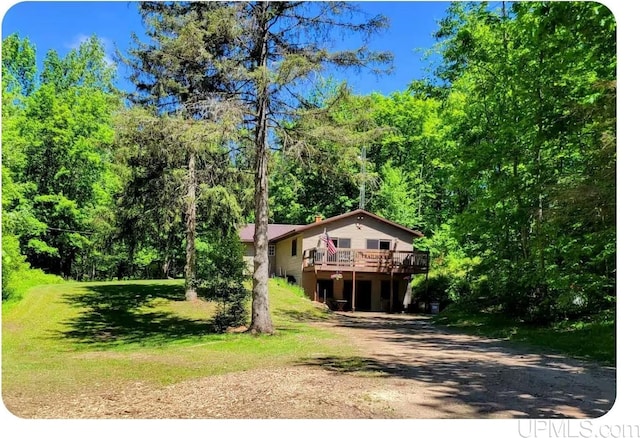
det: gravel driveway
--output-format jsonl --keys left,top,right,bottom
{"left": 5, "top": 312, "right": 615, "bottom": 419}
{"left": 313, "top": 312, "right": 615, "bottom": 419}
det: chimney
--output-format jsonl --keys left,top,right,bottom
{"left": 315, "top": 215, "right": 322, "bottom": 223}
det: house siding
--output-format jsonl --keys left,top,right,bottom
{"left": 274, "top": 235, "right": 303, "bottom": 283}
{"left": 302, "top": 272, "right": 317, "bottom": 301}
{"left": 242, "top": 242, "right": 276, "bottom": 276}
{"left": 301, "top": 215, "right": 416, "bottom": 252}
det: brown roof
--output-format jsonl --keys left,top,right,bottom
{"left": 238, "top": 223, "right": 302, "bottom": 243}
{"left": 240, "top": 209, "right": 423, "bottom": 244}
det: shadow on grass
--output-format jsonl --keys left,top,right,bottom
{"left": 274, "top": 307, "right": 331, "bottom": 323}
{"left": 56, "top": 283, "right": 213, "bottom": 347}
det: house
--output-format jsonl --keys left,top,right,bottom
{"left": 239, "top": 209, "right": 429, "bottom": 312}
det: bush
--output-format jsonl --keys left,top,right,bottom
{"left": 2, "top": 233, "right": 28, "bottom": 300}
{"left": 209, "top": 284, "right": 250, "bottom": 333}
{"left": 3, "top": 233, "right": 64, "bottom": 303}
{"left": 2, "top": 236, "right": 64, "bottom": 306}
{"left": 411, "top": 274, "right": 452, "bottom": 308}
{"left": 195, "top": 230, "right": 249, "bottom": 332}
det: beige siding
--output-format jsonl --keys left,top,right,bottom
{"left": 243, "top": 243, "right": 276, "bottom": 276}
{"left": 301, "top": 215, "right": 416, "bottom": 253}
{"left": 274, "top": 235, "right": 303, "bottom": 284}
{"left": 243, "top": 243, "right": 255, "bottom": 275}
{"left": 266, "top": 213, "right": 419, "bottom": 304}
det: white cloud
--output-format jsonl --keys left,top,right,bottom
{"left": 65, "top": 33, "right": 89, "bottom": 50}
{"left": 65, "top": 34, "right": 115, "bottom": 67}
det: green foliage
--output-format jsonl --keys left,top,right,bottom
{"left": 2, "top": 232, "right": 64, "bottom": 303}
{"left": 122, "top": 4, "right": 246, "bottom": 298}
{"left": 270, "top": 90, "right": 377, "bottom": 223}
{"left": 2, "top": 34, "right": 122, "bottom": 281}
{"left": 368, "top": 90, "right": 451, "bottom": 232}
{"left": 372, "top": 160, "right": 417, "bottom": 228}
{"left": 412, "top": 224, "right": 480, "bottom": 308}
{"left": 195, "top": 231, "right": 249, "bottom": 332}
{"left": 2, "top": 33, "right": 37, "bottom": 97}
{"left": 2, "top": 233, "right": 29, "bottom": 300}
{"left": 423, "top": 1, "right": 616, "bottom": 323}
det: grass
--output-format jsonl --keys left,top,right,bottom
{"left": 2, "top": 277, "right": 351, "bottom": 397}
{"left": 1, "top": 268, "right": 65, "bottom": 311}
{"left": 432, "top": 305, "right": 615, "bottom": 366}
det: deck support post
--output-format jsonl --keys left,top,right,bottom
{"left": 390, "top": 272, "right": 394, "bottom": 313}
{"left": 352, "top": 270, "right": 356, "bottom": 312}
{"left": 314, "top": 273, "right": 318, "bottom": 302}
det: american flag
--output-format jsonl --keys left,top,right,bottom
{"left": 320, "top": 230, "right": 337, "bottom": 255}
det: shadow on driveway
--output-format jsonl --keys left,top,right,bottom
{"left": 299, "top": 312, "right": 615, "bottom": 418}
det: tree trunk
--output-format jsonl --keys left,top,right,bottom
{"left": 185, "top": 151, "right": 198, "bottom": 301}
{"left": 248, "top": 1, "right": 275, "bottom": 334}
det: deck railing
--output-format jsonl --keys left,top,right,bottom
{"left": 302, "top": 248, "right": 429, "bottom": 272}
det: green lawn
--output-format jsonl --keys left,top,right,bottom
{"left": 2, "top": 278, "right": 351, "bottom": 396}
{"left": 432, "top": 306, "right": 615, "bottom": 366}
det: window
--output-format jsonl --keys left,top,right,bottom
{"left": 291, "top": 239, "right": 297, "bottom": 256}
{"left": 336, "top": 238, "right": 351, "bottom": 248}
{"left": 366, "top": 239, "right": 392, "bottom": 250}
{"left": 268, "top": 245, "right": 275, "bottom": 256}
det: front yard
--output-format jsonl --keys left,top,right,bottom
{"left": 2, "top": 278, "right": 353, "bottom": 409}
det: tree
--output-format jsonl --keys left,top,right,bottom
{"left": 372, "top": 160, "right": 417, "bottom": 229}
{"left": 2, "top": 35, "right": 121, "bottom": 279}
{"left": 428, "top": 1, "right": 615, "bottom": 321}
{"left": 368, "top": 90, "right": 452, "bottom": 233}
{"left": 126, "top": 1, "right": 390, "bottom": 331}
{"left": 2, "top": 33, "right": 36, "bottom": 98}
{"left": 122, "top": 2, "right": 243, "bottom": 299}
{"left": 270, "top": 86, "right": 384, "bottom": 224}
{"left": 227, "top": 2, "right": 392, "bottom": 333}
{"left": 2, "top": 34, "right": 38, "bottom": 298}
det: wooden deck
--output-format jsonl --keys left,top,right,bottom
{"left": 302, "top": 248, "right": 429, "bottom": 274}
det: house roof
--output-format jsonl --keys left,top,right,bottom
{"left": 240, "top": 209, "right": 423, "bottom": 244}
{"left": 238, "top": 223, "right": 302, "bottom": 243}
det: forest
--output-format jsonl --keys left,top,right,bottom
{"left": 2, "top": 2, "right": 615, "bottom": 330}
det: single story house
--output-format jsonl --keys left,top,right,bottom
{"left": 239, "top": 209, "right": 429, "bottom": 312}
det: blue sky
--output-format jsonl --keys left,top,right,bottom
{"left": 1, "top": 1, "right": 452, "bottom": 96}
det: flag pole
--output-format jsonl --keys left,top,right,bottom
{"left": 323, "top": 228, "right": 327, "bottom": 264}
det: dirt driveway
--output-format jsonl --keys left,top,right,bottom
{"left": 5, "top": 312, "right": 615, "bottom": 419}
{"left": 312, "top": 312, "right": 615, "bottom": 419}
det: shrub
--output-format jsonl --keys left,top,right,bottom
{"left": 2, "top": 233, "right": 28, "bottom": 300}
{"left": 3, "top": 233, "right": 63, "bottom": 303}
{"left": 411, "top": 274, "right": 452, "bottom": 309}
{"left": 195, "top": 230, "right": 249, "bottom": 332}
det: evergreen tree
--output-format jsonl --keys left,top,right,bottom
{"left": 121, "top": 1, "right": 243, "bottom": 299}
